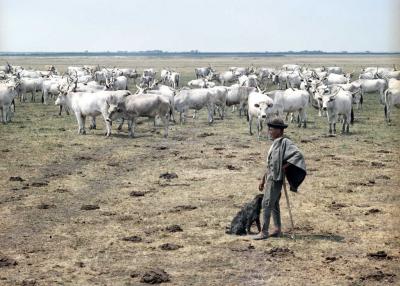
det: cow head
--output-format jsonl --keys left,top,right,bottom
{"left": 271, "top": 73, "right": 279, "bottom": 84}
{"left": 54, "top": 94, "right": 66, "bottom": 106}
{"left": 254, "top": 102, "right": 273, "bottom": 119}
{"left": 106, "top": 96, "right": 126, "bottom": 122}
{"left": 319, "top": 88, "right": 339, "bottom": 111}
{"left": 351, "top": 89, "right": 362, "bottom": 104}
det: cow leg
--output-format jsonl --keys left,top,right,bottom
{"left": 301, "top": 110, "right": 307, "bottom": 128}
{"left": 207, "top": 105, "right": 214, "bottom": 124}
{"left": 193, "top": 110, "right": 197, "bottom": 119}
{"left": 161, "top": 113, "right": 169, "bottom": 138}
{"left": 218, "top": 105, "right": 224, "bottom": 120}
{"left": 128, "top": 119, "right": 136, "bottom": 138}
{"left": 59, "top": 105, "right": 63, "bottom": 116}
{"left": 256, "top": 118, "right": 261, "bottom": 139}
{"left": 341, "top": 118, "right": 346, "bottom": 134}
{"left": 297, "top": 112, "right": 301, "bottom": 127}
{"left": 179, "top": 112, "right": 184, "bottom": 125}
{"left": 1, "top": 106, "right": 5, "bottom": 123}
{"left": 333, "top": 123, "right": 336, "bottom": 134}
{"left": 89, "top": 117, "right": 97, "bottom": 129}
{"left": 101, "top": 111, "right": 111, "bottom": 137}
{"left": 31, "top": 91, "right": 35, "bottom": 102}
{"left": 117, "top": 118, "right": 124, "bottom": 131}
{"left": 75, "top": 112, "right": 85, "bottom": 134}
{"left": 249, "top": 115, "right": 253, "bottom": 135}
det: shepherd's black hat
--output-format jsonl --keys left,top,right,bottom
{"left": 267, "top": 117, "right": 288, "bottom": 129}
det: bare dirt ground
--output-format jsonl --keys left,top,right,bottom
{"left": 0, "top": 56, "right": 399, "bottom": 285}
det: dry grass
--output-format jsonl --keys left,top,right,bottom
{"left": 0, "top": 55, "right": 399, "bottom": 286}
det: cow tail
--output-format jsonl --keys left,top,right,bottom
{"left": 12, "top": 99, "right": 15, "bottom": 112}
{"left": 384, "top": 89, "right": 389, "bottom": 105}
{"left": 384, "top": 89, "right": 390, "bottom": 121}
{"left": 246, "top": 112, "right": 249, "bottom": 122}
{"left": 350, "top": 107, "right": 354, "bottom": 125}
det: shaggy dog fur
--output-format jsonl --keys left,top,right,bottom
{"left": 226, "top": 194, "right": 264, "bottom": 235}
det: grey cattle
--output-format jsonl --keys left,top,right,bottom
{"left": 107, "top": 93, "right": 170, "bottom": 138}
{"left": 194, "top": 67, "right": 213, "bottom": 79}
{"left": 0, "top": 82, "right": 18, "bottom": 123}
{"left": 319, "top": 88, "right": 354, "bottom": 134}
{"left": 384, "top": 88, "right": 400, "bottom": 124}
{"left": 55, "top": 90, "right": 131, "bottom": 136}
{"left": 174, "top": 88, "right": 214, "bottom": 124}
{"left": 226, "top": 86, "right": 256, "bottom": 117}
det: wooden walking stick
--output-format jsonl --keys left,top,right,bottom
{"left": 283, "top": 174, "right": 295, "bottom": 239}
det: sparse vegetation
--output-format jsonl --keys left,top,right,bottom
{"left": 0, "top": 55, "right": 399, "bottom": 285}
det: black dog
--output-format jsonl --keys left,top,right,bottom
{"left": 226, "top": 194, "right": 264, "bottom": 235}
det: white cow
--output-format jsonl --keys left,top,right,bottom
{"left": 331, "top": 83, "right": 362, "bottom": 109}
{"left": 326, "top": 67, "right": 343, "bottom": 74}
{"left": 107, "top": 93, "right": 170, "bottom": 138}
{"left": 268, "top": 89, "right": 310, "bottom": 128}
{"left": 144, "top": 83, "right": 176, "bottom": 123}
{"left": 226, "top": 86, "right": 256, "bottom": 117}
{"left": 282, "top": 64, "right": 301, "bottom": 71}
{"left": 17, "top": 77, "right": 38, "bottom": 102}
{"left": 0, "top": 82, "right": 18, "bottom": 123}
{"left": 353, "top": 79, "right": 387, "bottom": 104}
{"left": 231, "top": 67, "right": 250, "bottom": 77}
{"left": 211, "top": 71, "right": 237, "bottom": 86}
{"left": 94, "top": 71, "right": 107, "bottom": 84}
{"left": 42, "top": 79, "right": 62, "bottom": 105}
{"left": 359, "top": 71, "right": 377, "bottom": 79}
{"left": 160, "top": 69, "right": 170, "bottom": 83}
{"left": 174, "top": 88, "right": 214, "bottom": 124}
{"left": 106, "top": 76, "right": 128, "bottom": 90}
{"left": 19, "top": 70, "right": 40, "bottom": 78}
{"left": 167, "top": 72, "right": 180, "bottom": 89}
{"left": 319, "top": 88, "right": 354, "bottom": 134}
{"left": 143, "top": 68, "right": 157, "bottom": 78}
{"left": 324, "top": 73, "right": 350, "bottom": 85}
{"left": 247, "top": 91, "right": 274, "bottom": 138}
{"left": 238, "top": 75, "right": 258, "bottom": 88}
{"left": 194, "top": 67, "right": 214, "bottom": 79}
{"left": 208, "top": 86, "right": 228, "bottom": 119}
{"left": 384, "top": 88, "right": 400, "bottom": 124}
{"left": 116, "top": 68, "right": 138, "bottom": 79}
{"left": 188, "top": 78, "right": 209, "bottom": 88}
{"left": 388, "top": 78, "right": 400, "bottom": 89}
{"left": 55, "top": 90, "right": 131, "bottom": 136}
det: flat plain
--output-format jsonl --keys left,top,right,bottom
{"left": 0, "top": 55, "right": 399, "bottom": 285}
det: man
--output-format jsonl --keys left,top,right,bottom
{"left": 253, "top": 117, "right": 306, "bottom": 240}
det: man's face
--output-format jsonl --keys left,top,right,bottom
{"left": 268, "top": 127, "right": 283, "bottom": 140}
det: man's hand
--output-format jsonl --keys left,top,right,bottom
{"left": 282, "top": 163, "right": 290, "bottom": 173}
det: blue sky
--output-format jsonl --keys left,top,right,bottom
{"left": 0, "top": 0, "right": 399, "bottom": 52}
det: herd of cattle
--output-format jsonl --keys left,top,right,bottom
{"left": 0, "top": 62, "right": 399, "bottom": 138}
